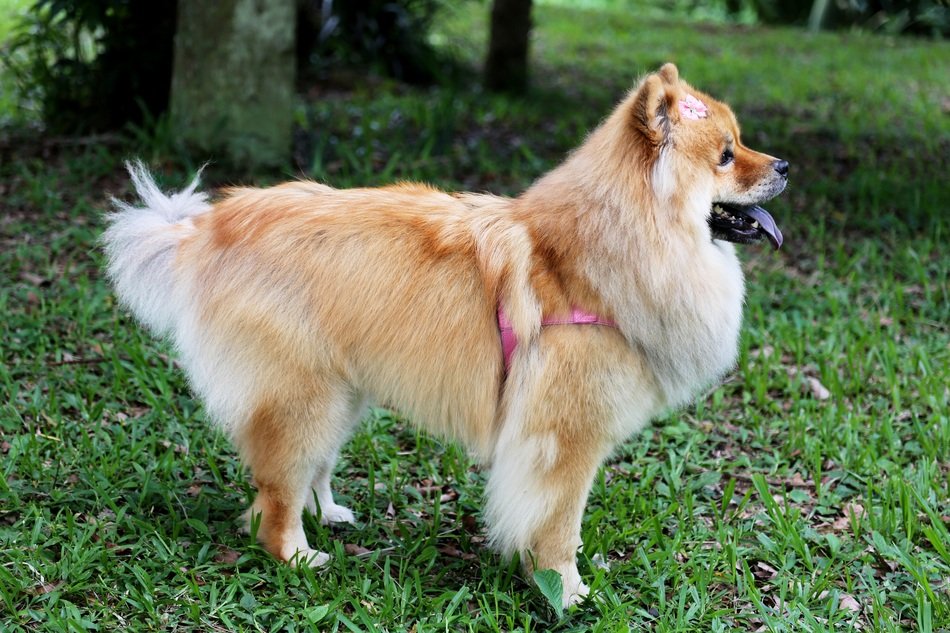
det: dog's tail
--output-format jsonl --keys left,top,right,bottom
{"left": 102, "top": 160, "right": 210, "bottom": 336}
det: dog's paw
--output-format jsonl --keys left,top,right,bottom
{"left": 319, "top": 503, "right": 356, "bottom": 526}
{"left": 556, "top": 565, "right": 590, "bottom": 608}
{"left": 285, "top": 547, "right": 331, "bottom": 568}
{"left": 306, "top": 498, "right": 356, "bottom": 525}
{"left": 562, "top": 581, "right": 590, "bottom": 608}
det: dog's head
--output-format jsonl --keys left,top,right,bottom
{"left": 628, "top": 63, "right": 787, "bottom": 248}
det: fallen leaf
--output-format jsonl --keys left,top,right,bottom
{"left": 159, "top": 440, "right": 189, "bottom": 454}
{"left": 20, "top": 271, "right": 47, "bottom": 286}
{"left": 105, "top": 542, "right": 132, "bottom": 555}
{"left": 807, "top": 377, "right": 831, "bottom": 400}
{"left": 754, "top": 561, "right": 778, "bottom": 581}
{"left": 840, "top": 593, "right": 861, "bottom": 612}
{"left": 461, "top": 514, "right": 478, "bottom": 533}
{"left": 437, "top": 544, "right": 476, "bottom": 560}
{"left": 787, "top": 472, "right": 809, "bottom": 488}
{"left": 186, "top": 484, "right": 202, "bottom": 497}
{"left": 845, "top": 502, "right": 866, "bottom": 519}
{"left": 820, "top": 590, "right": 862, "bottom": 613}
{"left": 830, "top": 515, "right": 851, "bottom": 532}
{"left": 214, "top": 547, "right": 241, "bottom": 564}
{"left": 27, "top": 580, "right": 64, "bottom": 595}
{"left": 591, "top": 553, "right": 610, "bottom": 571}
{"left": 344, "top": 543, "right": 372, "bottom": 556}
{"left": 439, "top": 490, "right": 458, "bottom": 503}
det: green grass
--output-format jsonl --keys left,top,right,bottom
{"left": 2, "top": 3, "right": 949, "bottom": 631}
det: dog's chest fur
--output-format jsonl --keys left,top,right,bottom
{"left": 590, "top": 238, "right": 745, "bottom": 410}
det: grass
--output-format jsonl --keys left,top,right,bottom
{"left": 1, "top": 2, "right": 949, "bottom": 631}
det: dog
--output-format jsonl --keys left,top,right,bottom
{"left": 103, "top": 63, "right": 787, "bottom": 608}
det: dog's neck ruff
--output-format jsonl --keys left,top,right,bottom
{"left": 498, "top": 304, "right": 618, "bottom": 375}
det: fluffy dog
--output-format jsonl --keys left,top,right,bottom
{"left": 103, "top": 63, "right": 787, "bottom": 607}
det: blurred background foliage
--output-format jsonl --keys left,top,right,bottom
{"left": 0, "top": 0, "right": 176, "bottom": 133}
{"left": 1, "top": 0, "right": 946, "bottom": 135}
{"left": 296, "top": 0, "right": 460, "bottom": 84}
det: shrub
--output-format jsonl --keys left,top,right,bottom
{"left": 296, "top": 0, "right": 455, "bottom": 84}
{"left": 2, "top": 0, "right": 176, "bottom": 133}
{"left": 749, "top": 0, "right": 948, "bottom": 36}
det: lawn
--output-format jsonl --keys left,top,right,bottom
{"left": 1, "top": 2, "right": 948, "bottom": 631}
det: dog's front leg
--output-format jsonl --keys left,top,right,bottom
{"left": 486, "top": 422, "right": 606, "bottom": 607}
{"left": 485, "top": 341, "right": 614, "bottom": 608}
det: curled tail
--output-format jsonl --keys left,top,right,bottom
{"left": 102, "top": 160, "right": 210, "bottom": 336}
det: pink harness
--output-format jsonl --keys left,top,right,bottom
{"left": 497, "top": 305, "right": 618, "bottom": 374}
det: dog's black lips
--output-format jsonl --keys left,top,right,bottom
{"left": 709, "top": 203, "right": 783, "bottom": 249}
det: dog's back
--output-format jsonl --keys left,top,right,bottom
{"left": 103, "top": 169, "right": 543, "bottom": 455}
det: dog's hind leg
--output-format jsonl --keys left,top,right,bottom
{"left": 237, "top": 383, "right": 357, "bottom": 567}
{"left": 306, "top": 450, "right": 356, "bottom": 525}
{"left": 304, "top": 398, "right": 367, "bottom": 525}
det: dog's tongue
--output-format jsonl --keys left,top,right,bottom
{"left": 745, "top": 205, "right": 783, "bottom": 249}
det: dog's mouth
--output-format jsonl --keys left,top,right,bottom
{"left": 709, "top": 203, "right": 783, "bottom": 249}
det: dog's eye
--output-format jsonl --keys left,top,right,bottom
{"left": 719, "top": 149, "right": 734, "bottom": 166}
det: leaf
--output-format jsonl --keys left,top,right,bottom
{"left": 839, "top": 593, "right": 861, "bottom": 613}
{"left": 819, "top": 590, "right": 861, "bottom": 613}
{"left": 19, "top": 271, "right": 47, "bottom": 286}
{"left": 807, "top": 377, "right": 831, "bottom": 400}
{"left": 789, "top": 489, "right": 811, "bottom": 504}
{"left": 184, "top": 518, "right": 210, "bottom": 539}
{"left": 305, "top": 605, "right": 330, "bottom": 624}
{"left": 26, "top": 580, "right": 63, "bottom": 596}
{"left": 533, "top": 568, "right": 564, "bottom": 616}
{"left": 344, "top": 543, "right": 372, "bottom": 556}
{"left": 591, "top": 553, "right": 610, "bottom": 571}
{"left": 214, "top": 546, "right": 241, "bottom": 564}
{"left": 437, "top": 544, "right": 476, "bottom": 561}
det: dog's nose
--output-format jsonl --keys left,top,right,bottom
{"left": 773, "top": 160, "right": 789, "bottom": 178}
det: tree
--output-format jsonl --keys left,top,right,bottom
{"left": 170, "top": 0, "right": 296, "bottom": 169}
{"left": 484, "top": 0, "right": 533, "bottom": 93}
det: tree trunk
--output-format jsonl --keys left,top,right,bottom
{"left": 484, "top": 0, "right": 533, "bottom": 93}
{"left": 170, "top": 0, "right": 296, "bottom": 169}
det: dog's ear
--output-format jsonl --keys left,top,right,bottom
{"left": 657, "top": 63, "right": 679, "bottom": 85}
{"left": 630, "top": 69, "right": 679, "bottom": 146}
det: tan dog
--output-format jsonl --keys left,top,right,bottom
{"left": 104, "top": 63, "right": 787, "bottom": 607}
